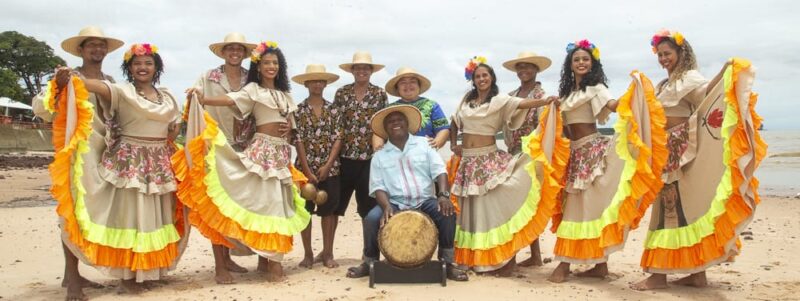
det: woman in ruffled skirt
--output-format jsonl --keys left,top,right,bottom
{"left": 631, "top": 30, "right": 765, "bottom": 290}
{"left": 49, "top": 43, "right": 188, "bottom": 295}
{"left": 185, "top": 41, "right": 310, "bottom": 283}
{"left": 449, "top": 57, "right": 556, "bottom": 276}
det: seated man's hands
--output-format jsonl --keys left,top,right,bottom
{"left": 379, "top": 205, "right": 394, "bottom": 227}
{"left": 437, "top": 196, "right": 454, "bottom": 216}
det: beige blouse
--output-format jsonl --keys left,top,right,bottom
{"left": 227, "top": 82, "right": 297, "bottom": 127}
{"left": 102, "top": 82, "right": 180, "bottom": 138}
{"left": 656, "top": 70, "right": 707, "bottom": 118}
{"left": 452, "top": 94, "right": 527, "bottom": 136}
{"left": 560, "top": 84, "right": 613, "bottom": 125}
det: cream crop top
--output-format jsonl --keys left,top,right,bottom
{"left": 656, "top": 70, "right": 707, "bottom": 118}
{"left": 452, "top": 94, "right": 528, "bottom": 136}
{"left": 103, "top": 82, "right": 179, "bottom": 139}
{"left": 227, "top": 82, "right": 297, "bottom": 127}
{"left": 560, "top": 84, "right": 613, "bottom": 125}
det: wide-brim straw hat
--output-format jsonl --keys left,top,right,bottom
{"left": 209, "top": 32, "right": 257, "bottom": 59}
{"left": 370, "top": 105, "right": 422, "bottom": 140}
{"left": 339, "top": 51, "right": 385, "bottom": 73}
{"left": 60, "top": 26, "right": 124, "bottom": 57}
{"left": 292, "top": 64, "right": 340, "bottom": 85}
{"left": 384, "top": 67, "right": 432, "bottom": 97}
{"left": 502, "top": 51, "right": 552, "bottom": 72}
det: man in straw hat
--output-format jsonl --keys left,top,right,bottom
{"left": 501, "top": 51, "right": 551, "bottom": 267}
{"left": 291, "top": 64, "right": 344, "bottom": 269}
{"left": 344, "top": 105, "right": 468, "bottom": 281}
{"left": 31, "top": 25, "right": 123, "bottom": 301}
{"left": 385, "top": 67, "right": 450, "bottom": 149}
{"left": 332, "top": 51, "right": 387, "bottom": 219}
{"left": 187, "top": 32, "right": 256, "bottom": 284}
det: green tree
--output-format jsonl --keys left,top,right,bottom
{"left": 0, "top": 69, "right": 25, "bottom": 101}
{"left": 0, "top": 31, "right": 66, "bottom": 104}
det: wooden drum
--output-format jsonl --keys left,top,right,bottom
{"left": 378, "top": 210, "right": 438, "bottom": 268}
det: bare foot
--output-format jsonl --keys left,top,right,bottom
{"left": 118, "top": 279, "right": 145, "bottom": 295}
{"left": 672, "top": 272, "right": 707, "bottom": 288}
{"left": 215, "top": 266, "right": 235, "bottom": 284}
{"left": 225, "top": 259, "right": 248, "bottom": 273}
{"left": 62, "top": 276, "right": 104, "bottom": 289}
{"left": 317, "top": 253, "right": 339, "bottom": 268}
{"left": 630, "top": 274, "right": 668, "bottom": 291}
{"left": 576, "top": 264, "right": 608, "bottom": 279}
{"left": 64, "top": 279, "right": 86, "bottom": 301}
{"left": 265, "top": 261, "right": 286, "bottom": 282}
{"left": 489, "top": 257, "right": 516, "bottom": 277}
{"left": 518, "top": 256, "right": 543, "bottom": 267}
{"left": 547, "top": 262, "right": 571, "bottom": 283}
{"left": 298, "top": 255, "right": 314, "bottom": 269}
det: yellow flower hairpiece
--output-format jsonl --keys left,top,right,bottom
{"left": 251, "top": 41, "right": 279, "bottom": 62}
{"left": 651, "top": 29, "right": 686, "bottom": 53}
{"left": 123, "top": 43, "right": 159, "bottom": 63}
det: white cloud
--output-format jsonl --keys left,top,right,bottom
{"left": 2, "top": 0, "right": 797, "bottom": 129}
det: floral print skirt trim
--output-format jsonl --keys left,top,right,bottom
{"left": 663, "top": 122, "right": 690, "bottom": 177}
{"left": 565, "top": 133, "right": 611, "bottom": 192}
{"left": 99, "top": 136, "right": 176, "bottom": 194}
{"left": 240, "top": 133, "right": 292, "bottom": 180}
{"left": 451, "top": 144, "right": 517, "bottom": 197}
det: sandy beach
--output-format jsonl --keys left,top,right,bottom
{"left": 0, "top": 130, "right": 798, "bottom": 301}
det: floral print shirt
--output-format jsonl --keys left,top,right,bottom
{"left": 333, "top": 83, "right": 387, "bottom": 160}
{"left": 388, "top": 97, "right": 449, "bottom": 138}
{"left": 293, "top": 99, "right": 342, "bottom": 176}
{"left": 506, "top": 86, "right": 545, "bottom": 154}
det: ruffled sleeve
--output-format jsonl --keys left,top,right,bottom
{"left": 492, "top": 94, "right": 528, "bottom": 130}
{"left": 31, "top": 91, "right": 53, "bottom": 122}
{"left": 227, "top": 83, "right": 257, "bottom": 118}
{"left": 657, "top": 70, "right": 708, "bottom": 108}
{"left": 560, "top": 84, "right": 614, "bottom": 124}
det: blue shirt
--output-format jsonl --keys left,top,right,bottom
{"left": 388, "top": 97, "right": 450, "bottom": 138}
{"left": 369, "top": 135, "right": 447, "bottom": 210}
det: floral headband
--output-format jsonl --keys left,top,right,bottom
{"left": 464, "top": 56, "right": 487, "bottom": 80}
{"left": 123, "top": 43, "right": 159, "bottom": 63}
{"left": 566, "top": 39, "right": 600, "bottom": 60}
{"left": 250, "top": 41, "right": 279, "bottom": 62}
{"left": 650, "top": 29, "right": 685, "bottom": 53}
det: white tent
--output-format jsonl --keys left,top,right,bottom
{"left": 0, "top": 97, "right": 33, "bottom": 116}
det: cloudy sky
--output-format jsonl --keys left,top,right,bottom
{"left": 3, "top": 0, "right": 798, "bottom": 129}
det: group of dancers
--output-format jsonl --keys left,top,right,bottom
{"left": 33, "top": 26, "right": 765, "bottom": 301}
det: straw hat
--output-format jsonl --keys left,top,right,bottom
{"left": 502, "top": 51, "right": 552, "bottom": 72}
{"left": 370, "top": 105, "right": 422, "bottom": 140}
{"left": 291, "top": 64, "right": 340, "bottom": 85}
{"left": 339, "top": 51, "right": 385, "bottom": 73}
{"left": 60, "top": 26, "right": 124, "bottom": 57}
{"left": 384, "top": 67, "right": 431, "bottom": 97}
{"left": 208, "top": 32, "right": 257, "bottom": 59}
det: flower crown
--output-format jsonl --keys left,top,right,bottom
{"left": 464, "top": 56, "right": 487, "bottom": 80}
{"left": 123, "top": 43, "right": 159, "bottom": 63}
{"left": 650, "top": 29, "right": 685, "bottom": 53}
{"left": 250, "top": 41, "right": 279, "bottom": 62}
{"left": 566, "top": 39, "right": 600, "bottom": 60}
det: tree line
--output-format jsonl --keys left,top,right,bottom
{"left": 0, "top": 31, "right": 66, "bottom": 104}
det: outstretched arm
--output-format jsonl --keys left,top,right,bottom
{"left": 706, "top": 60, "right": 733, "bottom": 95}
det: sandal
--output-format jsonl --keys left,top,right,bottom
{"left": 345, "top": 263, "right": 370, "bottom": 278}
{"left": 447, "top": 264, "right": 469, "bottom": 281}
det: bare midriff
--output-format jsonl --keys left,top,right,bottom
{"left": 567, "top": 123, "right": 598, "bottom": 141}
{"left": 666, "top": 116, "right": 689, "bottom": 129}
{"left": 257, "top": 122, "right": 289, "bottom": 137}
{"left": 462, "top": 133, "right": 497, "bottom": 149}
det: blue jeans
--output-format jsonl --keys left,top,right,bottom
{"left": 362, "top": 198, "right": 456, "bottom": 263}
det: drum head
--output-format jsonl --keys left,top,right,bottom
{"left": 378, "top": 210, "right": 439, "bottom": 268}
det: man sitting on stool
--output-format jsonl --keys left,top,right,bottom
{"left": 345, "top": 105, "right": 468, "bottom": 281}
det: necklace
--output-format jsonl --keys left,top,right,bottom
{"left": 136, "top": 85, "right": 164, "bottom": 104}
{"left": 268, "top": 88, "right": 289, "bottom": 118}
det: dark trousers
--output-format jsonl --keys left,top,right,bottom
{"left": 362, "top": 198, "right": 456, "bottom": 263}
{"left": 337, "top": 157, "right": 376, "bottom": 218}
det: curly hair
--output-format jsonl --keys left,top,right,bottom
{"left": 465, "top": 64, "right": 499, "bottom": 103}
{"left": 657, "top": 38, "right": 698, "bottom": 84}
{"left": 558, "top": 48, "right": 608, "bottom": 98}
{"left": 247, "top": 47, "right": 290, "bottom": 92}
{"left": 120, "top": 53, "right": 164, "bottom": 84}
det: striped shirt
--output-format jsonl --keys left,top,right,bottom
{"left": 369, "top": 135, "right": 447, "bottom": 210}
